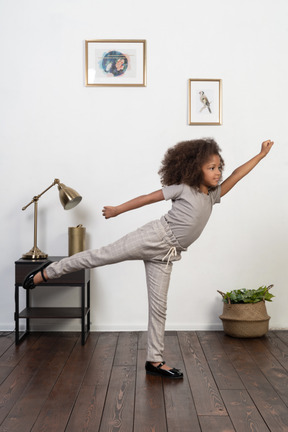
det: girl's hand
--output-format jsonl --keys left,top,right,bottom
{"left": 102, "top": 206, "right": 118, "bottom": 219}
{"left": 260, "top": 139, "right": 274, "bottom": 157}
{"left": 220, "top": 139, "right": 274, "bottom": 197}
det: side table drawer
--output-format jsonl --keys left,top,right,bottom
{"left": 15, "top": 256, "right": 89, "bottom": 285}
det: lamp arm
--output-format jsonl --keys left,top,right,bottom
{"left": 22, "top": 179, "right": 60, "bottom": 211}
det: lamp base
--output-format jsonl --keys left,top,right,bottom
{"left": 22, "top": 246, "right": 48, "bottom": 260}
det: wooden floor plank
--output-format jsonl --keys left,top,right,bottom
{"left": 137, "top": 331, "right": 147, "bottom": 351}
{"left": 113, "top": 332, "right": 138, "bottom": 366}
{"left": 217, "top": 332, "right": 288, "bottom": 431}
{"left": 134, "top": 349, "right": 167, "bottom": 432}
{"left": 65, "top": 384, "right": 107, "bottom": 432}
{"left": 82, "top": 332, "right": 118, "bottom": 386}
{"left": 0, "top": 333, "right": 40, "bottom": 368}
{"left": 178, "top": 331, "right": 227, "bottom": 416}
{"left": 221, "top": 389, "right": 270, "bottom": 432}
{"left": 0, "top": 334, "right": 78, "bottom": 432}
{"left": 242, "top": 337, "right": 288, "bottom": 407}
{"left": 197, "top": 331, "right": 245, "bottom": 390}
{"left": 199, "top": 415, "right": 235, "bottom": 432}
{"left": 30, "top": 333, "right": 99, "bottom": 432}
{"left": 0, "top": 366, "right": 14, "bottom": 387}
{"left": 65, "top": 333, "right": 117, "bottom": 432}
{"left": 99, "top": 365, "right": 136, "bottom": 432}
{"left": 274, "top": 331, "right": 288, "bottom": 346}
{"left": 0, "top": 334, "right": 62, "bottom": 425}
{"left": 163, "top": 334, "right": 201, "bottom": 432}
{"left": 262, "top": 332, "right": 288, "bottom": 372}
{"left": 1, "top": 331, "right": 288, "bottom": 431}
{"left": 0, "top": 333, "right": 14, "bottom": 357}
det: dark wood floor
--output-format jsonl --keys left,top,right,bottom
{"left": 1, "top": 331, "right": 288, "bottom": 431}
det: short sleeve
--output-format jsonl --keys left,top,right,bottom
{"left": 162, "top": 184, "right": 184, "bottom": 201}
{"left": 209, "top": 185, "right": 221, "bottom": 204}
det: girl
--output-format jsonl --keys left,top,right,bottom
{"left": 23, "top": 138, "right": 274, "bottom": 379}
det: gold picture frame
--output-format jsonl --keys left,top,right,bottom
{"left": 188, "top": 79, "right": 222, "bottom": 125}
{"left": 85, "top": 39, "right": 146, "bottom": 87}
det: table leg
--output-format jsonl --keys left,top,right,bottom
{"left": 15, "top": 285, "right": 19, "bottom": 344}
{"left": 81, "top": 284, "right": 85, "bottom": 345}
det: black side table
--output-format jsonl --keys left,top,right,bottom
{"left": 15, "top": 256, "right": 90, "bottom": 345}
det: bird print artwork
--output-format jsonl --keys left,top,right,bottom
{"left": 199, "top": 91, "right": 212, "bottom": 113}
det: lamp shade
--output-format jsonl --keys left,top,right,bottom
{"left": 58, "top": 182, "right": 82, "bottom": 210}
{"left": 22, "top": 178, "right": 82, "bottom": 259}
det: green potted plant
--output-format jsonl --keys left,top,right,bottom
{"left": 217, "top": 285, "right": 274, "bottom": 338}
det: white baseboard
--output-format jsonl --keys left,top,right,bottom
{"left": 1, "top": 322, "right": 287, "bottom": 332}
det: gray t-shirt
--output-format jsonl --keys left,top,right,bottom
{"left": 162, "top": 184, "right": 221, "bottom": 248}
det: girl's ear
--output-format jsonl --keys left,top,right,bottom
{"left": 198, "top": 169, "right": 204, "bottom": 185}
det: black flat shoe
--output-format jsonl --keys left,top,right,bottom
{"left": 145, "top": 361, "right": 183, "bottom": 379}
{"left": 23, "top": 261, "right": 52, "bottom": 289}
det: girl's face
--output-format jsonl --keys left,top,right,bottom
{"left": 200, "top": 154, "right": 222, "bottom": 192}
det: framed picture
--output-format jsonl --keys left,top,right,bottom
{"left": 188, "top": 79, "right": 222, "bottom": 125}
{"left": 85, "top": 39, "right": 146, "bottom": 87}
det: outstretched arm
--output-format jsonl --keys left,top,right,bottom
{"left": 102, "top": 189, "right": 164, "bottom": 219}
{"left": 220, "top": 140, "right": 274, "bottom": 197}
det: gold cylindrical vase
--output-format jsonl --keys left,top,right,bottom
{"left": 68, "top": 225, "right": 86, "bottom": 256}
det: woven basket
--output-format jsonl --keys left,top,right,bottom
{"left": 218, "top": 298, "right": 270, "bottom": 338}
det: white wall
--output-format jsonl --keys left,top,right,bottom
{"left": 1, "top": 0, "right": 288, "bottom": 332}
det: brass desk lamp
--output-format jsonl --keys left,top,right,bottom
{"left": 22, "top": 178, "right": 82, "bottom": 259}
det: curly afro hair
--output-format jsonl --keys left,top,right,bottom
{"left": 158, "top": 138, "right": 224, "bottom": 188}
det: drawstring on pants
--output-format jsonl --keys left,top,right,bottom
{"left": 162, "top": 246, "right": 177, "bottom": 267}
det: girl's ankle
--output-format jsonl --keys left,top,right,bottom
{"left": 34, "top": 272, "right": 44, "bottom": 284}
